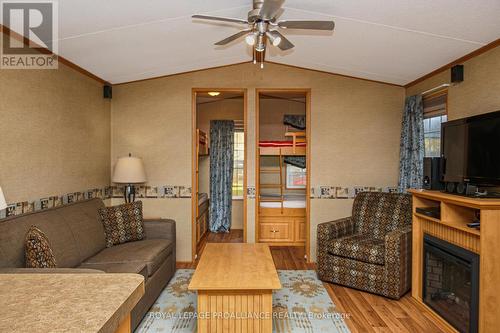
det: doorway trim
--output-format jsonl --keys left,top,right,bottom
{"left": 191, "top": 88, "right": 248, "bottom": 262}
{"left": 255, "top": 88, "right": 312, "bottom": 262}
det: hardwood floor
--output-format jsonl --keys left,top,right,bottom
{"left": 178, "top": 242, "right": 449, "bottom": 333}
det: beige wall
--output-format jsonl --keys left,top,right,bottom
{"left": 112, "top": 62, "right": 405, "bottom": 262}
{"left": 406, "top": 45, "right": 500, "bottom": 120}
{"left": 197, "top": 98, "right": 245, "bottom": 230}
{"left": 259, "top": 98, "right": 305, "bottom": 141}
{"left": 0, "top": 32, "right": 111, "bottom": 204}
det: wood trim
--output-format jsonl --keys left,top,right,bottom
{"left": 191, "top": 88, "right": 248, "bottom": 261}
{"left": 114, "top": 61, "right": 404, "bottom": 88}
{"left": 115, "top": 62, "right": 253, "bottom": 86}
{"left": 255, "top": 88, "right": 311, "bottom": 261}
{"left": 305, "top": 89, "right": 311, "bottom": 262}
{"left": 0, "top": 24, "right": 109, "bottom": 85}
{"left": 405, "top": 38, "right": 500, "bottom": 88}
{"left": 265, "top": 61, "right": 403, "bottom": 88}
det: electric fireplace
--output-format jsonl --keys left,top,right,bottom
{"left": 423, "top": 234, "right": 479, "bottom": 333}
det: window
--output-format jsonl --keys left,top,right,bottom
{"left": 232, "top": 131, "right": 244, "bottom": 198}
{"left": 423, "top": 91, "right": 448, "bottom": 157}
{"left": 424, "top": 115, "right": 447, "bottom": 157}
{"left": 286, "top": 165, "right": 306, "bottom": 189}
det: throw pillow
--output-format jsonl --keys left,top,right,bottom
{"left": 25, "top": 225, "right": 57, "bottom": 268}
{"left": 99, "top": 201, "right": 145, "bottom": 247}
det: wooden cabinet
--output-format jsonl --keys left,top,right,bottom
{"left": 410, "top": 190, "right": 500, "bottom": 333}
{"left": 258, "top": 208, "right": 305, "bottom": 245}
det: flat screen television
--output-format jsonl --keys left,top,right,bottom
{"left": 441, "top": 110, "right": 500, "bottom": 186}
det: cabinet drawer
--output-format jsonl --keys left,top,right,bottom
{"left": 259, "top": 223, "right": 293, "bottom": 242}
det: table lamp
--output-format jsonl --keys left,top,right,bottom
{"left": 112, "top": 154, "right": 147, "bottom": 203}
{"left": 0, "top": 186, "right": 7, "bottom": 211}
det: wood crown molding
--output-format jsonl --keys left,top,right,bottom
{"left": 0, "top": 24, "right": 109, "bottom": 85}
{"left": 405, "top": 38, "right": 500, "bottom": 89}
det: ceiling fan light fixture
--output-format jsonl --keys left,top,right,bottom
{"left": 245, "top": 34, "right": 256, "bottom": 46}
{"left": 266, "top": 31, "right": 281, "bottom": 47}
{"left": 208, "top": 92, "right": 220, "bottom": 97}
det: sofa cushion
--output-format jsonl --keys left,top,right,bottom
{"left": 82, "top": 239, "right": 173, "bottom": 277}
{"left": 99, "top": 201, "right": 145, "bottom": 248}
{"left": 24, "top": 226, "right": 57, "bottom": 268}
{"left": 328, "top": 233, "right": 385, "bottom": 265}
{"left": 61, "top": 199, "right": 106, "bottom": 262}
{"left": 78, "top": 261, "right": 148, "bottom": 280}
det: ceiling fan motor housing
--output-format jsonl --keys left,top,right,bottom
{"left": 248, "top": 0, "right": 265, "bottom": 23}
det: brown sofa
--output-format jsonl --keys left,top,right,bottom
{"left": 0, "top": 198, "right": 176, "bottom": 330}
{"left": 317, "top": 192, "right": 412, "bottom": 299}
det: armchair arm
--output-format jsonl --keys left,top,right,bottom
{"left": 384, "top": 224, "right": 412, "bottom": 265}
{"left": 317, "top": 217, "right": 356, "bottom": 243}
{"left": 144, "top": 218, "right": 176, "bottom": 242}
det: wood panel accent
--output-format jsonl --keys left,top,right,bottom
{"left": 197, "top": 290, "right": 273, "bottom": 333}
{"left": 410, "top": 189, "right": 500, "bottom": 333}
{"left": 404, "top": 38, "right": 500, "bottom": 88}
{"left": 114, "top": 314, "right": 131, "bottom": 333}
{"left": 192, "top": 88, "right": 248, "bottom": 261}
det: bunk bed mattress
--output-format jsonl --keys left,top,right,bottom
{"left": 259, "top": 200, "right": 306, "bottom": 208}
{"left": 259, "top": 141, "right": 306, "bottom": 147}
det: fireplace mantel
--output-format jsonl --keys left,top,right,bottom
{"left": 409, "top": 190, "right": 500, "bottom": 333}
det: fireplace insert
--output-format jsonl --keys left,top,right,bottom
{"left": 423, "top": 234, "right": 479, "bottom": 333}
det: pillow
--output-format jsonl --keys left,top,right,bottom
{"left": 25, "top": 225, "right": 57, "bottom": 268}
{"left": 99, "top": 201, "right": 145, "bottom": 248}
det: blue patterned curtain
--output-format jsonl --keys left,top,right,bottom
{"left": 209, "top": 120, "right": 234, "bottom": 232}
{"left": 398, "top": 95, "right": 424, "bottom": 192}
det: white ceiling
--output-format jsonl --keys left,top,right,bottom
{"left": 3, "top": 0, "right": 500, "bottom": 85}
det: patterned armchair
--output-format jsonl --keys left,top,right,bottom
{"left": 317, "top": 192, "right": 412, "bottom": 299}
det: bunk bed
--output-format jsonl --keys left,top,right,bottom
{"left": 257, "top": 116, "right": 307, "bottom": 246}
{"left": 196, "top": 129, "right": 209, "bottom": 246}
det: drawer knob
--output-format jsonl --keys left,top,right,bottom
{"left": 271, "top": 229, "right": 279, "bottom": 233}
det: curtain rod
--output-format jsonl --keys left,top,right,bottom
{"left": 421, "top": 83, "right": 451, "bottom": 96}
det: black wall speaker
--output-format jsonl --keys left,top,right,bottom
{"left": 103, "top": 85, "right": 112, "bottom": 99}
{"left": 423, "top": 157, "right": 444, "bottom": 190}
{"left": 451, "top": 64, "right": 464, "bottom": 83}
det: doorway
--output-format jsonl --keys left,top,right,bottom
{"left": 191, "top": 88, "right": 248, "bottom": 261}
{"left": 255, "top": 89, "right": 311, "bottom": 262}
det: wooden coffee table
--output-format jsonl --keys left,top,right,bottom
{"left": 188, "top": 243, "right": 281, "bottom": 333}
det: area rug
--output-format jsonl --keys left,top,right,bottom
{"left": 136, "top": 269, "right": 350, "bottom": 333}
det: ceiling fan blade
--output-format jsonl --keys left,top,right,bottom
{"left": 214, "top": 30, "right": 251, "bottom": 45}
{"left": 259, "top": 0, "right": 285, "bottom": 20}
{"left": 192, "top": 14, "right": 248, "bottom": 25}
{"left": 268, "top": 30, "right": 294, "bottom": 50}
{"left": 278, "top": 20, "right": 335, "bottom": 30}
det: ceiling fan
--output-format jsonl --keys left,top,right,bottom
{"left": 192, "top": 0, "right": 335, "bottom": 68}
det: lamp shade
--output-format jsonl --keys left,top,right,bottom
{"left": 112, "top": 156, "right": 147, "bottom": 184}
{"left": 0, "top": 187, "right": 7, "bottom": 211}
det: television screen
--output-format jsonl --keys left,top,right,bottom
{"left": 441, "top": 119, "right": 467, "bottom": 183}
{"left": 466, "top": 112, "right": 500, "bottom": 185}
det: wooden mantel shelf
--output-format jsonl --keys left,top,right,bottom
{"left": 410, "top": 189, "right": 500, "bottom": 333}
{"left": 409, "top": 189, "right": 500, "bottom": 209}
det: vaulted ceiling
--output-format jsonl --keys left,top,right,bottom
{"left": 2, "top": 0, "right": 500, "bottom": 85}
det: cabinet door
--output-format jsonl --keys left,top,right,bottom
{"left": 259, "top": 222, "right": 293, "bottom": 242}
{"left": 295, "top": 219, "right": 307, "bottom": 242}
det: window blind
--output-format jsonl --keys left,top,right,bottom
{"left": 423, "top": 90, "right": 447, "bottom": 118}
